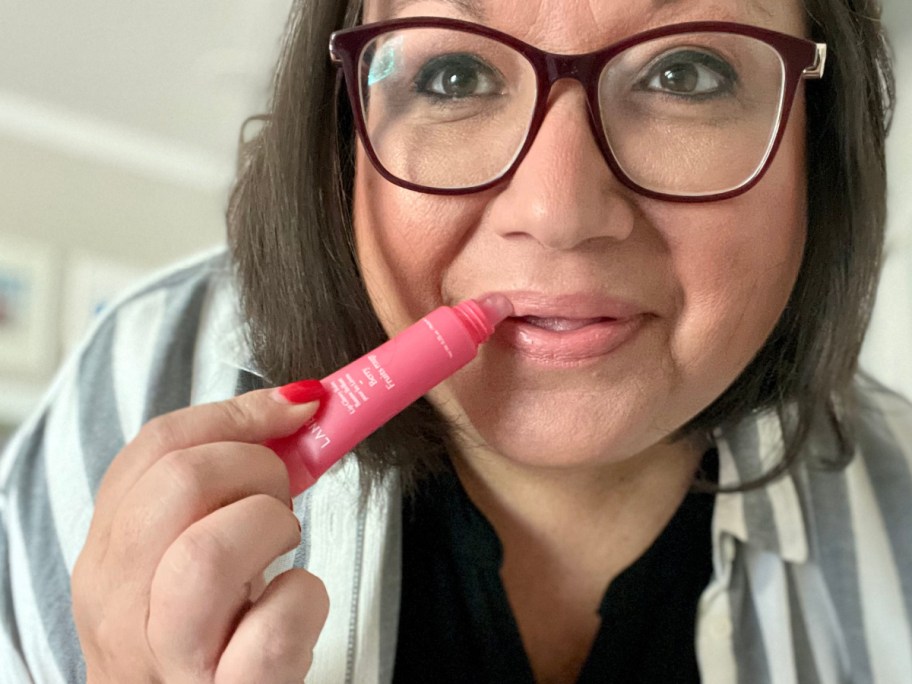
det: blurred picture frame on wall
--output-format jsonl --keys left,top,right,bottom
{"left": 0, "top": 234, "right": 58, "bottom": 379}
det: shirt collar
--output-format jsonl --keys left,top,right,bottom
{"left": 712, "top": 409, "right": 810, "bottom": 564}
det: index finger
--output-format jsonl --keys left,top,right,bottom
{"left": 94, "top": 384, "right": 323, "bottom": 516}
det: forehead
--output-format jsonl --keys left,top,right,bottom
{"left": 365, "top": 0, "right": 806, "bottom": 51}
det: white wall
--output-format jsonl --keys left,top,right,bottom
{"left": 861, "top": 0, "right": 912, "bottom": 400}
{"left": 0, "top": 0, "right": 294, "bottom": 261}
{"left": 0, "top": 1, "right": 293, "bottom": 428}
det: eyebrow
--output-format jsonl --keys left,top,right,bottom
{"left": 387, "top": 0, "right": 487, "bottom": 21}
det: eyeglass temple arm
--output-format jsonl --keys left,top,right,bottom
{"left": 802, "top": 43, "right": 827, "bottom": 79}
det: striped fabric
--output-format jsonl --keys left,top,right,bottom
{"left": 1, "top": 249, "right": 910, "bottom": 683}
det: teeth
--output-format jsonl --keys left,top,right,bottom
{"left": 521, "top": 316, "right": 606, "bottom": 332}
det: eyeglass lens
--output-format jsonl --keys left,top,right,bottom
{"left": 357, "top": 28, "right": 786, "bottom": 196}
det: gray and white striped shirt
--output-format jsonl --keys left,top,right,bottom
{"left": 2, "top": 250, "right": 911, "bottom": 683}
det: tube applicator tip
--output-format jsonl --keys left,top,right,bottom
{"left": 476, "top": 293, "right": 514, "bottom": 326}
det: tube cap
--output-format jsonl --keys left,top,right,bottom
{"left": 475, "top": 293, "right": 514, "bottom": 326}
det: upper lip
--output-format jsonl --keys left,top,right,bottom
{"left": 484, "top": 290, "right": 649, "bottom": 320}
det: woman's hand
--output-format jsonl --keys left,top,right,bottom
{"left": 71, "top": 386, "right": 329, "bottom": 683}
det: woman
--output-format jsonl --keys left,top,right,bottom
{"left": 1, "top": 0, "right": 908, "bottom": 681}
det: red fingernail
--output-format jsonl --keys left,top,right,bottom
{"left": 275, "top": 379, "right": 327, "bottom": 404}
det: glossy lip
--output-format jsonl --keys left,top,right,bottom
{"left": 482, "top": 291, "right": 654, "bottom": 364}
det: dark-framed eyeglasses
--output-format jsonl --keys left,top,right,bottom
{"left": 330, "top": 18, "right": 826, "bottom": 202}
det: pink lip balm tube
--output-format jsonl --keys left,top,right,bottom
{"left": 266, "top": 293, "right": 513, "bottom": 495}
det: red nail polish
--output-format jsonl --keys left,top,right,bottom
{"left": 277, "top": 379, "right": 327, "bottom": 404}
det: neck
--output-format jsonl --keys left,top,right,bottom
{"left": 449, "top": 436, "right": 708, "bottom": 684}
{"left": 451, "top": 437, "right": 707, "bottom": 564}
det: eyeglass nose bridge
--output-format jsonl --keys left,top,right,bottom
{"left": 541, "top": 51, "right": 602, "bottom": 88}
{"left": 523, "top": 51, "right": 616, "bottom": 180}
{"left": 532, "top": 52, "right": 607, "bottom": 144}
{"left": 532, "top": 52, "right": 609, "bottom": 145}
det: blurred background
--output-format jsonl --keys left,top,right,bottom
{"left": 0, "top": 1, "right": 292, "bottom": 437}
{"left": 0, "top": 1, "right": 910, "bottom": 443}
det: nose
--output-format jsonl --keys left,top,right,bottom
{"left": 487, "top": 81, "right": 636, "bottom": 251}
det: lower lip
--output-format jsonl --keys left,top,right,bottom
{"left": 494, "top": 315, "right": 648, "bottom": 364}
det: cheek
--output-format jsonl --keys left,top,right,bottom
{"left": 673, "top": 226, "right": 803, "bottom": 370}
{"left": 660, "top": 117, "right": 808, "bottom": 385}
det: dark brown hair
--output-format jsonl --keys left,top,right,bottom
{"left": 228, "top": 0, "right": 895, "bottom": 492}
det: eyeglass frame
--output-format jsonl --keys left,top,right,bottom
{"left": 329, "top": 17, "right": 827, "bottom": 203}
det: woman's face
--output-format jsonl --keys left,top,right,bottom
{"left": 353, "top": 0, "right": 809, "bottom": 470}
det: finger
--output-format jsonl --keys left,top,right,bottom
{"left": 215, "top": 569, "right": 329, "bottom": 684}
{"left": 148, "top": 494, "right": 302, "bottom": 679}
{"left": 105, "top": 442, "right": 291, "bottom": 582}
{"left": 96, "top": 381, "right": 324, "bottom": 519}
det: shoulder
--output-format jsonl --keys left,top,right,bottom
{"left": 1, "top": 246, "right": 249, "bottom": 511}
{"left": 852, "top": 373, "right": 912, "bottom": 467}
{"left": 58, "top": 247, "right": 244, "bottom": 437}
{"left": 797, "top": 373, "right": 911, "bottom": 586}
{"left": 844, "top": 374, "right": 912, "bottom": 533}
{"left": 81, "top": 246, "right": 237, "bottom": 370}
{"left": 792, "top": 375, "right": 912, "bottom": 678}
{"left": 819, "top": 373, "right": 912, "bottom": 515}
{"left": 0, "top": 248, "right": 248, "bottom": 680}
{"left": 1, "top": 247, "right": 247, "bottom": 571}
{"left": 2, "top": 246, "right": 246, "bottom": 498}
{"left": 800, "top": 373, "right": 912, "bottom": 497}
{"left": 801, "top": 370, "right": 912, "bottom": 502}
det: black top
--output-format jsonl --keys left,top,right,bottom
{"left": 392, "top": 451, "right": 717, "bottom": 684}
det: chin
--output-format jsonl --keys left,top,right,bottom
{"left": 461, "top": 408, "right": 656, "bottom": 471}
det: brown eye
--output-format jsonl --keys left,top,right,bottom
{"left": 659, "top": 63, "right": 699, "bottom": 93}
{"left": 415, "top": 53, "right": 504, "bottom": 99}
{"left": 437, "top": 62, "right": 480, "bottom": 97}
{"left": 641, "top": 49, "right": 737, "bottom": 98}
